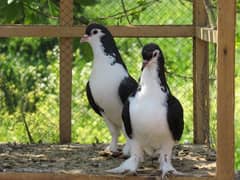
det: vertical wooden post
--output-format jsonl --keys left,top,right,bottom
{"left": 59, "top": 0, "right": 73, "bottom": 143}
{"left": 193, "top": 0, "right": 210, "bottom": 144}
{"left": 216, "top": 0, "right": 236, "bottom": 179}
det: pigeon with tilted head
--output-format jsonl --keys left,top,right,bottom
{"left": 107, "top": 43, "right": 184, "bottom": 177}
{"left": 80, "top": 23, "right": 138, "bottom": 154}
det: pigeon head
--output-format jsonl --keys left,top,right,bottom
{"left": 80, "top": 23, "right": 111, "bottom": 43}
{"left": 141, "top": 43, "right": 164, "bottom": 70}
{"left": 80, "top": 23, "right": 118, "bottom": 55}
{"left": 141, "top": 43, "right": 168, "bottom": 92}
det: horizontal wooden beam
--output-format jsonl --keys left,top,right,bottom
{"left": 0, "top": 25, "right": 194, "bottom": 38}
{"left": 195, "top": 27, "right": 217, "bottom": 43}
{"left": 0, "top": 172, "right": 216, "bottom": 180}
{"left": 109, "top": 25, "right": 194, "bottom": 37}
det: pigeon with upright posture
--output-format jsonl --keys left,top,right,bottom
{"left": 80, "top": 23, "right": 138, "bottom": 153}
{"left": 107, "top": 43, "right": 184, "bottom": 177}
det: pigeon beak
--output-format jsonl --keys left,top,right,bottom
{"left": 141, "top": 60, "right": 149, "bottom": 71}
{"left": 80, "top": 34, "right": 89, "bottom": 43}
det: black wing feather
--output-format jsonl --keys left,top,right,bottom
{"left": 118, "top": 76, "right": 138, "bottom": 104}
{"left": 122, "top": 99, "right": 133, "bottom": 139}
{"left": 119, "top": 76, "right": 137, "bottom": 139}
{"left": 167, "top": 95, "right": 184, "bottom": 141}
{"left": 86, "top": 82, "right": 104, "bottom": 116}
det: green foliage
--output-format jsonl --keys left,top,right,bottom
{"left": 0, "top": 37, "right": 57, "bottom": 110}
{"left": 0, "top": 37, "right": 58, "bottom": 142}
{"left": 0, "top": 0, "right": 99, "bottom": 24}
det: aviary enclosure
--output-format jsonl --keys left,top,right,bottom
{"left": 0, "top": 0, "right": 236, "bottom": 179}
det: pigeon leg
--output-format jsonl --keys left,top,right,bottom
{"left": 106, "top": 140, "right": 143, "bottom": 173}
{"left": 121, "top": 126, "right": 131, "bottom": 156}
{"left": 159, "top": 142, "right": 177, "bottom": 178}
{"left": 122, "top": 138, "right": 131, "bottom": 157}
{"left": 104, "top": 116, "right": 120, "bottom": 152}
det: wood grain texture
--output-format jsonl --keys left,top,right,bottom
{"left": 195, "top": 27, "right": 217, "bottom": 43}
{"left": 0, "top": 172, "right": 216, "bottom": 180}
{"left": 59, "top": 0, "right": 73, "bottom": 144}
{"left": 0, "top": 25, "right": 194, "bottom": 37}
{"left": 216, "top": 0, "right": 236, "bottom": 179}
{"left": 193, "top": 0, "right": 210, "bottom": 144}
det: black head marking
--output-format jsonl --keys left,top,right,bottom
{"left": 141, "top": 43, "right": 169, "bottom": 93}
{"left": 141, "top": 43, "right": 164, "bottom": 64}
{"left": 85, "top": 23, "right": 127, "bottom": 70}
{"left": 85, "top": 23, "right": 111, "bottom": 37}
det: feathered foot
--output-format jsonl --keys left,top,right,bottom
{"left": 106, "top": 156, "right": 139, "bottom": 174}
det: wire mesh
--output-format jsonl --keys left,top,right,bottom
{"left": 76, "top": 0, "right": 192, "bottom": 25}
{"left": 0, "top": 0, "right": 217, "bottom": 145}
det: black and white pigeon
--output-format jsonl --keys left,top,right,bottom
{"left": 80, "top": 23, "right": 138, "bottom": 154}
{"left": 107, "top": 43, "right": 184, "bottom": 177}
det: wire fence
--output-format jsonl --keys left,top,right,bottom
{"left": 0, "top": 0, "right": 216, "bottom": 145}
{"left": 78, "top": 0, "right": 193, "bottom": 25}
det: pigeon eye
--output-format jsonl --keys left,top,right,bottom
{"left": 153, "top": 52, "right": 157, "bottom": 57}
{"left": 92, "top": 30, "right": 98, "bottom": 35}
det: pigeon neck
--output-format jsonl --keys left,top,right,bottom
{"left": 140, "top": 63, "right": 169, "bottom": 93}
{"left": 90, "top": 41, "right": 106, "bottom": 60}
{"left": 140, "top": 64, "right": 159, "bottom": 87}
{"left": 157, "top": 63, "right": 169, "bottom": 93}
{"left": 90, "top": 40, "right": 127, "bottom": 71}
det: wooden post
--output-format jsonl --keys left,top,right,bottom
{"left": 59, "top": 0, "right": 73, "bottom": 143}
{"left": 193, "top": 0, "right": 210, "bottom": 144}
{"left": 216, "top": 0, "right": 236, "bottom": 179}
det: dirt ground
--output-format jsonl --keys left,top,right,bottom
{"left": 0, "top": 143, "right": 216, "bottom": 177}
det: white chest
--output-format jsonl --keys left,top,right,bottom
{"left": 89, "top": 55, "right": 128, "bottom": 125}
{"left": 129, "top": 66, "right": 173, "bottom": 151}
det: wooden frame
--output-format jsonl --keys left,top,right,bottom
{"left": 0, "top": 0, "right": 236, "bottom": 179}
{"left": 193, "top": 0, "right": 210, "bottom": 145}
{"left": 59, "top": 0, "right": 73, "bottom": 144}
{"left": 195, "top": 27, "right": 217, "bottom": 43}
{"left": 0, "top": 172, "right": 217, "bottom": 180}
{"left": 216, "top": 0, "right": 235, "bottom": 179}
{"left": 0, "top": 25, "right": 194, "bottom": 37}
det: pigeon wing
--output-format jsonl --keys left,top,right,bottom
{"left": 122, "top": 99, "right": 133, "bottom": 139}
{"left": 167, "top": 95, "right": 184, "bottom": 141}
{"left": 86, "top": 81, "right": 104, "bottom": 116}
{"left": 118, "top": 76, "right": 138, "bottom": 104}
